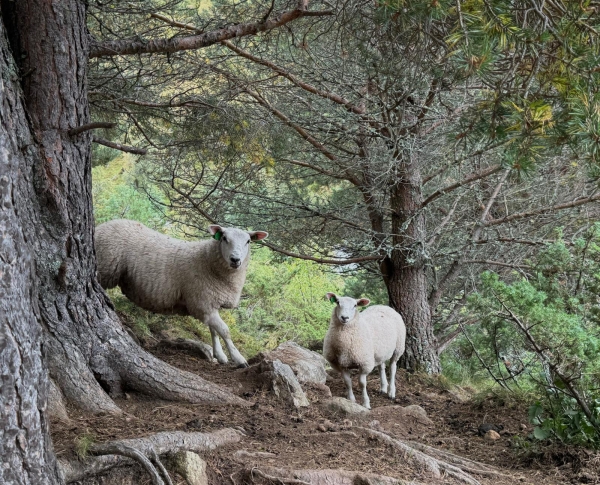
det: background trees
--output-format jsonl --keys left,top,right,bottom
{"left": 97, "top": 0, "right": 600, "bottom": 373}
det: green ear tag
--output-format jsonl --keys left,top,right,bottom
{"left": 329, "top": 296, "right": 336, "bottom": 303}
{"left": 213, "top": 232, "right": 222, "bottom": 240}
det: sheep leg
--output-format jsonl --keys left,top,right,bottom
{"left": 209, "top": 328, "right": 229, "bottom": 365}
{"left": 205, "top": 312, "right": 248, "bottom": 367}
{"left": 388, "top": 356, "right": 399, "bottom": 400}
{"left": 341, "top": 370, "right": 355, "bottom": 403}
{"left": 359, "top": 373, "right": 371, "bottom": 409}
{"left": 379, "top": 362, "right": 388, "bottom": 394}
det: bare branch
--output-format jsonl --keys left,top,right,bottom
{"left": 68, "top": 122, "right": 116, "bottom": 136}
{"left": 223, "top": 41, "right": 365, "bottom": 115}
{"left": 90, "top": 5, "right": 333, "bottom": 58}
{"left": 262, "top": 241, "right": 381, "bottom": 265}
{"left": 462, "top": 259, "right": 530, "bottom": 270}
{"left": 485, "top": 192, "right": 600, "bottom": 227}
{"left": 421, "top": 164, "right": 503, "bottom": 207}
{"left": 92, "top": 136, "right": 148, "bottom": 155}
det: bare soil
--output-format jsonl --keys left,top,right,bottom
{"left": 51, "top": 345, "right": 600, "bottom": 484}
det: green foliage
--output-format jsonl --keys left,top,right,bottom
{"left": 92, "top": 154, "right": 165, "bottom": 229}
{"left": 233, "top": 248, "right": 345, "bottom": 349}
{"left": 75, "top": 432, "right": 96, "bottom": 460}
{"left": 448, "top": 225, "right": 600, "bottom": 447}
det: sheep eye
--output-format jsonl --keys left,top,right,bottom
{"left": 246, "top": 240, "right": 250, "bottom": 245}
{"left": 222, "top": 236, "right": 228, "bottom": 243}
{"left": 354, "top": 304, "right": 357, "bottom": 308}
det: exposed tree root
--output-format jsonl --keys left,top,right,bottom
{"left": 241, "top": 466, "right": 418, "bottom": 484}
{"left": 405, "top": 440, "right": 510, "bottom": 478}
{"left": 59, "top": 428, "right": 241, "bottom": 483}
{"left": 158, "top": 337, "right": 214, "bottom": 360}
{"left": 48, "top": 311, "right": 249, "bottom": 415}
{"left": 356, "top": 427, "right": 482, "bottom": 485}
{"left": 89, "top": 442, "right": 167, "bottom": 485}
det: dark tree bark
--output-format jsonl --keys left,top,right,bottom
{"left": 1, "top": 0, "right": 246, "bottom": 427}
{"left": 0, "top": 18, "right": 61, "bottom": 483}
{"left": 386, "top": 159, "right": 441, "bottom": 373}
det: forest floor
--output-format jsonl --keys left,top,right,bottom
{"left": 51, "top": 344, "right": 600, "bottom": 485}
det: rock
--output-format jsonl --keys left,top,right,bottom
{"left": 484, "top": 430, "right": 501, "bottom": 441}
{"left": 478, "top": 423, "right": 504, "bottom": 436}
{"left": 261, "top": 359, "right": 310, "bottom": 408}
{"left": 520, "top": 423, "right": 528, "bottom": 431}
{"left": 259, "top": 341, "right": 328, "bottom": 385}
{"left": 371, "top": 405, "right": 433, "bottom": 426}
{"left": 168, "top": 451, "right": 208, "bottom": 485}
{"left": 326, "top": 397, "right": 370, "bottom": 416}
{"left": 402, "top": 405, "right": 433, "bottom": 425}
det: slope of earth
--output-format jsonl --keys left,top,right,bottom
{"left": 51, "top": 345, "right": 600, "bottom": 484}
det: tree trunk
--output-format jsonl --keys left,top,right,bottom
{"left": 0, "top": 17, "right": 62, "bottom": 483}
{"left": 1, "top": 0, "right": 245, "bottom": 420}
{"left": 386, "top": 158, "right": 441, "bottom": 374}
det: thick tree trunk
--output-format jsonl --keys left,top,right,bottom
{"left": 386, "top": 158, "right": 441, "bottom": 374}
{"left": 0, "top": 19, "right": 61, "bottom": 483}
{"left": 1, "top": 0, "right": 245, "bottom": 420}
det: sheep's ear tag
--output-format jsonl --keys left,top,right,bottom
{"left": 329, "top": 296, "right": 337, "bottom": 304}
{"left": 213, "top": 231, "right": 222, "bottom": 241}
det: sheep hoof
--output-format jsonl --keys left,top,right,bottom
{"left": 236, "top": 362, "right": 249, "bottom": 369}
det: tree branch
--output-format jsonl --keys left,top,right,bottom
{"left": 222, "top": 40, "right": 365, "bottom": 115}
{"left": 262, "top": 241, "right": 381, "bottom": 265}
{"left": 92, "top": 136, "right": 148, "bottom": 155}
{"left": 90, "top": 4, "right": 333, "bottom": 58}
{"left": 485, "top": 192, "right": 600, "bottom": 227}
{"left": 68, "top": 122, "right": 116, "bottom": 136}
{"left": 243, "top": 88, "right": 339, "bottom": 161}
{"left": 421, "top": 164, "right": 503, "bottom": 207}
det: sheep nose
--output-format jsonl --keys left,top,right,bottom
{"left": 340, "top": 316, "right": 349, "bottom": 323}
{"left": 230, "top": 257, "right": 241, "bottom": 267}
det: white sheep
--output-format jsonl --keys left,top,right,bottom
{"left": 95, "top": 219, "right": 268, "bottom": 367}
{"left": 323, "top": 293, "right": 406, "bottom": 409}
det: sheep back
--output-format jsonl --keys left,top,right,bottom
{"left": 95, "top": 219, "right": 247, "bottom": 317}
{"left": 361, "top": 305, "right": 406, "bottom": 365}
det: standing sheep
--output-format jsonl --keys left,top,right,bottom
{"left": 95, "top": 219, "right": 268, "bottom": 367}
{"left": 323, "top": 293, "right": 406, "bottom": 409}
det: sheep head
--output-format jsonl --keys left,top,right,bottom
{"left": 209, "top": 225, "right": 268, "bottom": 269}
{"left": 326, "top": 293, "right": 370, "bottom": 325}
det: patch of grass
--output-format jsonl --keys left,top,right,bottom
{"left": 75, "top": 432, "right": 96, "bottom": 460}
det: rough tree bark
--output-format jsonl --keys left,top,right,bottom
{"left": 0, "top": 18, "right": 62, "bottom": 483}
{"left": 385, "top": 157, "right": 441, "bottom": 373}
{"left": 2, "top": 0, "right": 246, "bottom": 420}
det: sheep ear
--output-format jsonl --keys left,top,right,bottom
{"left": 249, "top": 231, "right": 268, "bottom": 241}
{"left": 326, "top": 292, "right": 337, "bottom": 304}
{"left": 208, "top": 225, "right": 223, "bottom": 240}
{"left": 357, "top": 298, "right": 370, "bottom": 307}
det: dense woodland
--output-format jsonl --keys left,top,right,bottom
{"left": 1, "top": 0, "right": 600, "bottom": 483}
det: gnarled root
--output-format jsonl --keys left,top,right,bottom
{"left": 405, "top": 440, "right": 510, "bottom": 478}
{"left": 356, "top": 427, "right": 484, "bottom": 485}
{"left": 240, "top": 466, "right": 420, "bottom": 484}
{"left": 59, "top": 428, "right": 242, "bottom": 483}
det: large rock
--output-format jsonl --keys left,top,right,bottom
{"left": 259, "top": 341, "right": 328, "bottom": 385}
{"left": 248, "top": 359, "right": 310, "bottom": 408}
{"left": 326, "top": 397, "right": 370, "bottom": 416}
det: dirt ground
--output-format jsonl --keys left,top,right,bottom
{"left": 51, "top": 345, "right": 600, "bottom": 485}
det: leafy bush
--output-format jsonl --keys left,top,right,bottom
{"left": 452, "top": 225, "right": 600, "bottom": 447}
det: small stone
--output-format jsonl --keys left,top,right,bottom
{"left": 322, "top": 419, "right": 335, "bottom": 431}
{"left": 168, "top": 451, "right": 208, "bottom": 485}
{"left": 520, "top": 423, "right": 527, "bottom": 431}
{"left": 317, "top": 424, "right": 328, "bottom": 432}
{"left": 484, "top": 430, "right": 501, "bottom": 441}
